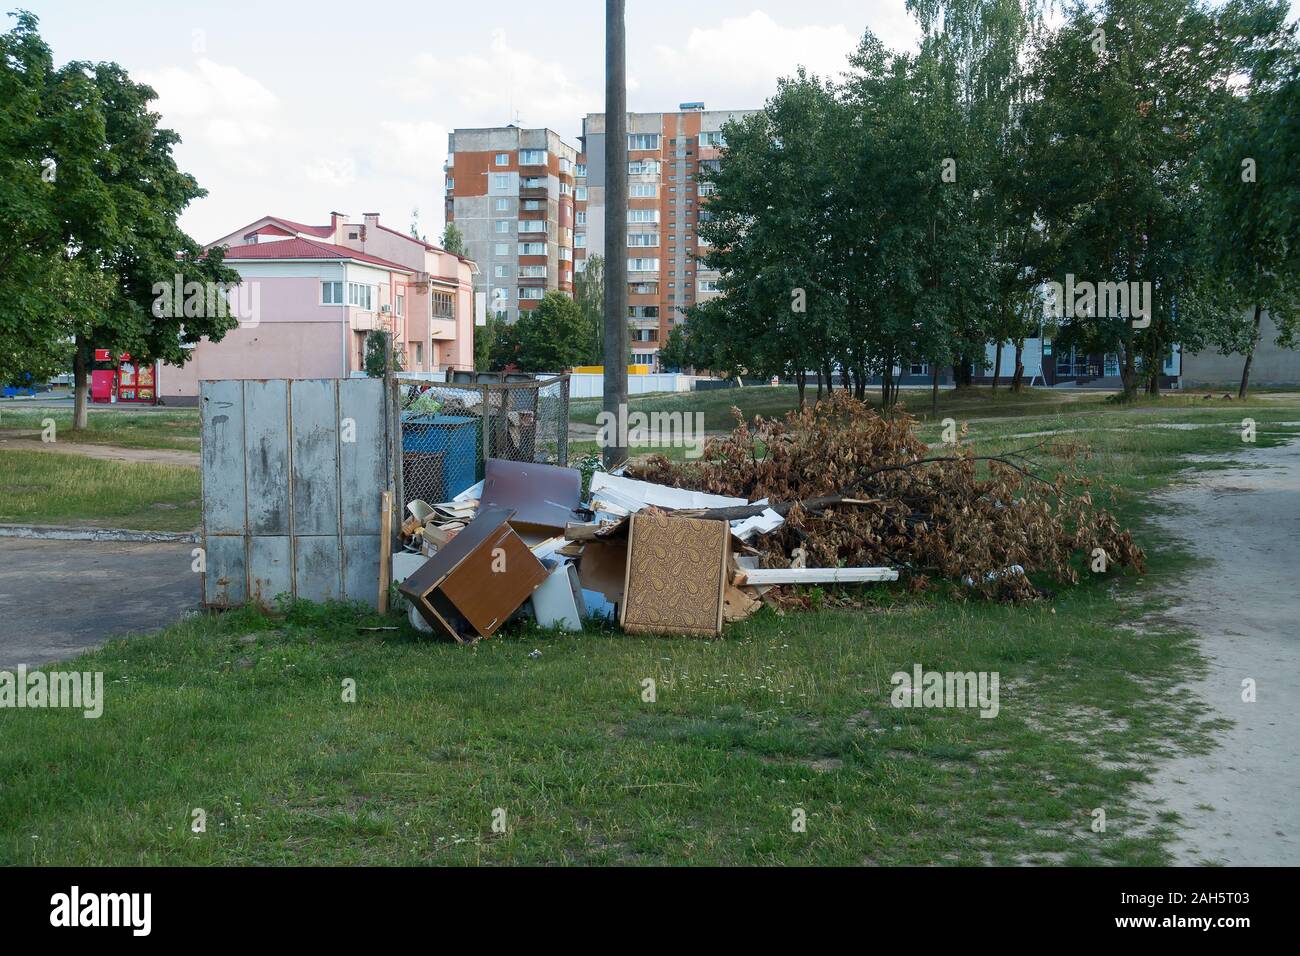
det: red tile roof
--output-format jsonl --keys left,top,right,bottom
{"left": 264, "top": 216, "right": 334, "bottom": 238}
{"left": 217, "top": 237, "right": 414, "bottom": 272}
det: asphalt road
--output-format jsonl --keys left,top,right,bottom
{"left": 0, "top": 538, "right": 198, "bottom": 668}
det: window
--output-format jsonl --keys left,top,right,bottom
{"left": 632, "top": 353, "right": 656, "bottom": 365}
{"left": 558, "top": 247, "right": 572, "bottom": 261}
{"left": 492, "top": 174, "right": 510, "bottom": 191}
{"left": 495, "top": 220, "right": 511, "bottom": 234}
{"left": 576, "top": 211, "right": 587, "bottom": 225}
{"left": 699, "top": 279, "right": 720, "bottom": 293}
{"left": 396, "top": 294, "right": 404, "bottom": 317}
{"left": 519, "top": 287, "right": 544, "bottom": 300}
{"left": 495, "top": 265, "right": 510, "bottom": 278}
{"left": 518, "top": 219, "right": 547, "bottom": 233}
{"left": 494, "top": 243, "right": 509, "bottom": 256}
{"left": 628, "top": 233, "right": 659, "bottom": 247}
{"left": 575, "top": 234, "right": 587, "bottom": 248}
{"left": 628, "top": 306, "right": 659, "bottom": 319}
{"left": 321, "top": 281, "right": 343, "bottom": 305}
{"left": 628, "top": 160, "right": 660, "bottom": 176}
{"left": 630, "top": 183, "right": 656, "bottom": 197}
{"left": 520, "top": 265, "right": 547, "bottom": 278}
{"left": 446, "top": 177, "right": 454, "bottom": 190}
{"left": 495, "top": 153, "right": 510, "bottom": 166}
{"left": 575, "top": 163, "right": 587, "bottom": 178}
{"left": 628, "top": 258, "right": 659, "bottom": 272}
{"left": 575, "top": 186, "right": 588, "bottom": 201}
{"left": 347, "top": 282, "right": 373, "bottom": 310}
{"left": 414, "top": 342, "right": 423, "bottom": 365}
{"left": 699, "top": 131, "right": 726, "bottom": 148}
{"left": 559, "top": 157, "right": 572, "bottom": 173}
{"left": 628, "top": 133, "right": 660, "bottom": 150}
{"left": 520, "top": 149, "right": 546, "bottom": 165}
{"left": 495, "top": 198, "right": 509, "bottom": 211}
{"left": 518, "top": 242, "right": 546, "bottom": 256}
{"left": 910, "top": 362, "right": 929, "bottom": 376}
{"left": 432, "top": 291, "right": 454, "bottom": 319}
{"left": 559, "top": 182, "right": 573, "bottom": 196}
{"left": 628, "top": 209, "right": 659, "bottom": 223}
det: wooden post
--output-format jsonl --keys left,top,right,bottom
{"left": 378, "top": 490, "right": 393, "bottom": 612}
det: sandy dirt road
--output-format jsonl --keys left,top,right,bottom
{"left": 1139, "top": 435, "right": 1300, "bottom": 865}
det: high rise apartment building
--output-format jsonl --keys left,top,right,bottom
{"left": 444, "top": 127, "right": 580, "bottom": 323}
{"left": 575, "top": 104, "right": 756, "bottom": 368}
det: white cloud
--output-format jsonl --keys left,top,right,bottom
{"left": 390, "top": 29, "right": 598, "bottom": 134}
{"left": 643, "top": 8, "right": 920, "bottom": 109}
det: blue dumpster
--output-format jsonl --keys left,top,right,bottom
{"left": 402, "top": 414, "right": 479, "bottom": 503}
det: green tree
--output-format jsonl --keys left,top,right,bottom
{"left": 0, "top": 11, "right": 239, "bottom": 426}
{"left": 512, "top": 292, "right": 592, "bottom": 372}
{"left": 441, "top": 222, "right": 466, "bottom": 257}
{"left": 574, "top": 254, "right": 605, "bottom": 363}
{"left": 657, "top": 326, "right": 693, "bottom": 372}
{"left": 1202, "top": 0, "right": 1299, "bottom": 396}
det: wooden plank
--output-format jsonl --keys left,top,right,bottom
{"left": 340, "top": 377, "right": 387, "bottom": 535}
{"left": 243, "top": 379, "right": 291, "bottom": 535}
{"left": 735, "top": 567, "right": 899, "bottom": 586}
{"left": 199, "top": 380, "right": 246, "bottom": 534}
{"left": 290, "top": 379, "right": 341, "bottom": 536}
{"left": 377, "top": 491, "right": 392, "bottom": 612}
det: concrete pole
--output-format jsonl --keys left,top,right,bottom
{"left": 602, "top": 0, "right": 629, "bottom": 468}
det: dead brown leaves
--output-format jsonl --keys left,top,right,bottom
{"left": 627, "top": 392, "right": 1145, "bottom": 602}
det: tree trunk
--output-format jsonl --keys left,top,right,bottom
{"left": 991, "top": 340, "right": 1003, "bottom": 392}
{"left": 1120, "top": 346, "right": 1138, "bottom": 402}
{"left": 930, "top": 363, "right": 940, "bottom": 417}
{"left": 796, "top": 369, "right": 807, "bottom": 408}
{"left": 1239, "top": 303, "right": 1263, "bottom": 399}
{"left": 881, "top": 361, "right": 894, "bottom": 412}
{"left": 816, "top": 368, "right": 824, "bottom": 402}
{"left": 854, "top": 363, "right": 866, "bottom": 401}
{"left": 73, "top": 335, "right": 91, "bottom": 430}
{"left": 601, "top": 0, "right": 629, "bottom": 467}
{"left": 1012, "top": 339, "right": 1025, "bottom": 393}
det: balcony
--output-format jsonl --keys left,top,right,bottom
{"left": 519, "top": 179, "right": 549, "bottom": 199}
{"left": 430, "top": 318, "right": 456, "bottom": 340}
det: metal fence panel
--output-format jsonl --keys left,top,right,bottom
{"left": 393, "top": 374, "right": 570, "bottom": 513}
{"left": 199, "top": 378, "right": 391, "bottom": 609}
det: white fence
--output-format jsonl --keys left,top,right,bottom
{"left": 567, "top": 373, "right": 695, "bottom": 399}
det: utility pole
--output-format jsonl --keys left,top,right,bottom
{"left": 602, "top": 0, "right": 628, "bottom": 468}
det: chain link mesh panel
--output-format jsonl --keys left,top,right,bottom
{"left": 394, "top": 375, "right": 569, "bottom": 511}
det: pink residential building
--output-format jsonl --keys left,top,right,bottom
{"left": 160, "top": 212, "right": 479, "bottom": 404}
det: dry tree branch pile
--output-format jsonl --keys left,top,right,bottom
{"left": 626, "top": 392, "right": 1145, "bottom": 602}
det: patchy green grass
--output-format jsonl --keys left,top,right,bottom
{"left": 0, "top": 408, "right": 199, "bottom": 452}
{"left": 2, "top": 402, "right": 1296, "bottom": 865}
{"left": 0, "top": 451, "right": 200, "bottom": 532}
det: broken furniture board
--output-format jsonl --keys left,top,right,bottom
{"left": 620, "top": 512, "right": 730, "bottom": 637}
{"left": 589, "top": 472, "right": 747, "bottom": 515}
{"left": 735, "top": 567, "right": 899, "bottom": 586}
{"left": 481, "top": 459, "right": 582, "bottom": 543}
{"left": 398, "top": 505, "right": 549, "bottom": 643}
{"left": 531, "top": 563, "right": 587, "bottom": 632}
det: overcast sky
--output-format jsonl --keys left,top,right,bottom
{"left": 21, "top": 1, "right": 921, "bottom": 242}
{"left": 21, "top": 1, "right": 1299, "bottom": 244}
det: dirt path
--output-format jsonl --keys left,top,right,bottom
{"left": 0, "top": 431, "right": 198, "bottom": 468}
{"left": 1139, "top": 435, "right": 1300, "bottom": 865}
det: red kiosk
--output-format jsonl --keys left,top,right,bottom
{"left": 90, "top": 350, "right": 158, "bottom": 405}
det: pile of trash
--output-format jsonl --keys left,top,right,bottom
{"left": 389, "top": 393, "right": 1144, "bottom": 642}
{"left": 390, "top": 452, "right": 897, "bottom": 642}
{"left": 627, "top": 392, "right": 1145, "bottom": 603}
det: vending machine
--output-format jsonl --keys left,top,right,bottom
{"left": 90, "top": 350, "right": 159, "bottom": 405}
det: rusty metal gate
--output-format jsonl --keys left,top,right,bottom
{"left": 199, "top": 377, "right": 391, "bottom": 609}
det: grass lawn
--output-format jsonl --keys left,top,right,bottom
{"left": 569, "top": 382, "right": 1298, "bottom": 433}
{"left": 0, "top": 407, "right": 199, "bottom": 452}
{"left": 0, "top": 451, "right": 200, "bottom": 532}
{"left": 1, "top": 400, "right": 1297, "bottom": 865}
